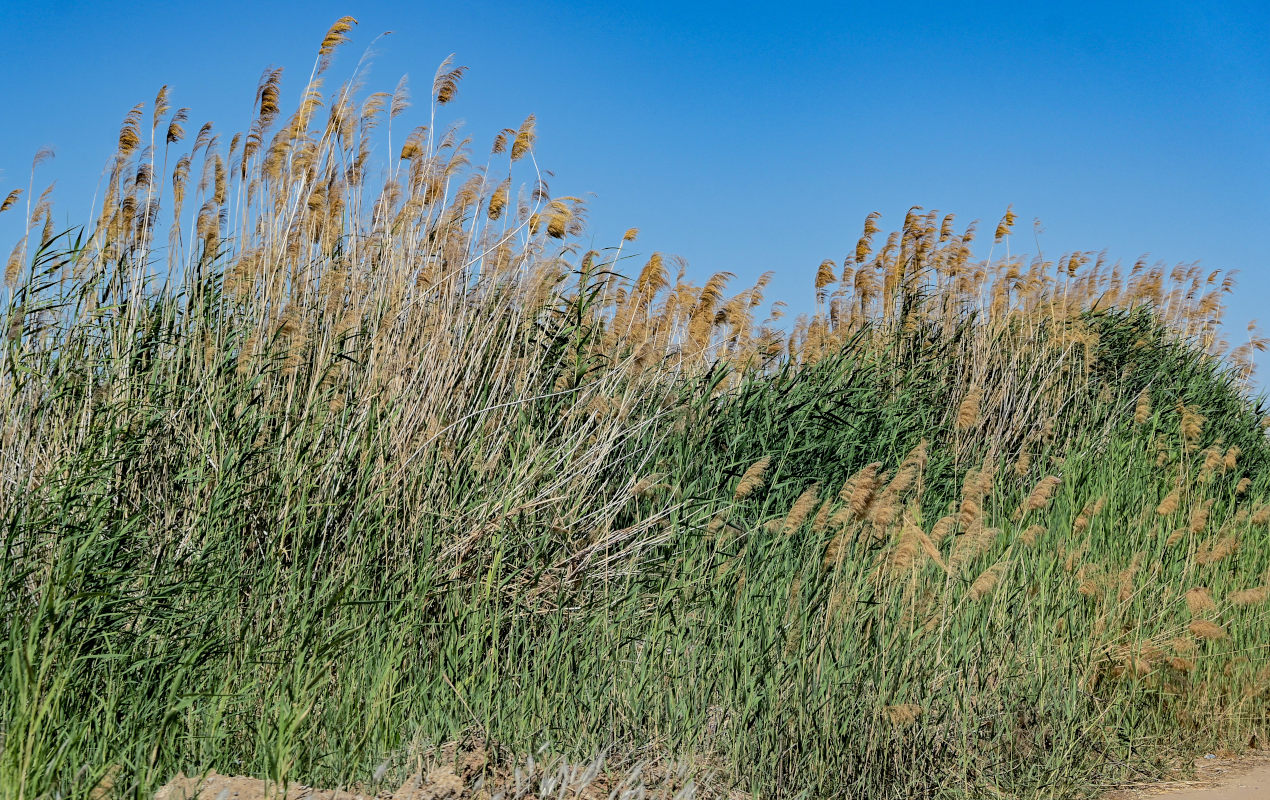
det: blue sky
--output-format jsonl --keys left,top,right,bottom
{"left": 2, "top": 1, "right": 1267, "bottom": 379}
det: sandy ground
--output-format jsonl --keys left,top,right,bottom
{"left": 150, "top": 742, "right": 702, "bottom": 800}
{"left": 151, "top": 747, "right": 1270, "bottom": 799}
{"left": 1105, "top": 752, "right": 1270, "bottom": 800}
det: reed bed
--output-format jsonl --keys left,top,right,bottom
{"left": 1, "top": 17, "right": 1268, "bottom": 800}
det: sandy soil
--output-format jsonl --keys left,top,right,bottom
{"left": 151, "top": 742, "right": 700, "bottom": 800}
{"left": 152, "top": 747, "right": 1270, "bottom": 799}
{"left": 1105, "top": 751, "right": 1270, "bottom": 800}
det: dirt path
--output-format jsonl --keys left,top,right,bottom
{"left": 1107, "top": 753, "right": 1270, "bottom": 800}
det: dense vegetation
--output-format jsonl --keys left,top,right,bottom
{"left": 2, "top": 18, "right": 1268, "bottom": 799}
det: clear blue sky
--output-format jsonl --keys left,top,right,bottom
{"left": 2, "top": 1, "right": 1267, "bottom": 378}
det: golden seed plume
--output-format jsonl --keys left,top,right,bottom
{"left": 1188, "top": 499, "right": 1214, "bottom": 535}
{"left": 390, "top": 74, "right": 411, "bottom": 119}
{"left": 1228, "top": 586, "right": 1269, "bottom": 607}
{"left": 956, "top": 388, "right": 982, "bottom": 431}
{"left": 993, "top": 205, "right": 1017, "bottom": 242}
{"left": 781, "top": 484, "right": 821, "bottom": 535}
{"left": 1134, "top": 390, "right": 1151, "bottom": 424}
{"left": 1168, "top": 657, "right": 1195, "bottom": 672}
{"left": 1020, "top": 524, "right": 1045, "bottom": 546}
{"left": 511, "top": 115, "right": 536, "bottom": 161}
{"left": 1180, "top": 405, "right": 1204, "bottom": 444}
{"left": 1196, "top": 531, "right": 1236, "bottom": 565}
{"left": 1184, "top": 587, "right": 1216, "bottom": 617}
{"left": 1014, "top": 475, "right": 1061, "bottom": 520}
{"left": 969, "top": 561, "right": 1005, "bottom": 600}
{"left": 622, "top": 228, "right": 639, "bottom": 242}
{"left": 854, "top": 211, "right": 880, "bottom": 263}
{"left": 1156, "top": 488, "right": 1180, "bottom": 516}
{"left": 118, "top": 103, "right": 144, "bottom": 155}
{"left": 814, "top": 258, "right": 837, "bottom": 286}
{"left": 433, "top": 55, "right": 468, "bottom": 105}
{"left": 884, "top": 704, "right": 922, "bottom": 726}
{"left": 487, "top": 178, "right": 510, "bottom": 220}
{"left": 630, "top": 474, "right": 664, "bottom": 497}
{"left": 1188, "top": 619, "right": 1227, "bottom": 641}
{"left": 319, "top": 16, "right": 358, "bottom": 57}
{"left": 0, "top": 189, "right": 20, "bottom": 214}
{"left": 1012, "top": 450, "right": 1032, "bottom": 476}
{"left": 166, "top": 108, "right": 189, "bottom": 145}
{"left": 153, "top": 85, "right": 171, "bottom": 128}
{"left": 843, "top": 463, "right": 882, "bottom": 519}
{"left": 32, "top": 146, "right": 54, "bottom": 170}
{"left": 930, "top": 514, "right": 958, "bottom": 544}
{"left": 734, "top": 456, "right": 771, "bottom": 500}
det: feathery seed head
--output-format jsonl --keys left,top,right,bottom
{"left": 734, "top": 456, "right": 771, "bottom": 500}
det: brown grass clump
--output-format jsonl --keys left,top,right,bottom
{"left": 949, "top": 524, "right": 999, "bottom": 573}
{"left": 1156, "top": 488, "right": 1181, "bottom": 516}
{"left": 841, "top": 462, "right": 883, "bottom": 520}
{"left": 1196, "top": 531, "right": 1238, "bottom": 565}
{"left": 1134, "top": 390, "right": 1152, "bottom": 424}
{"left": 969, "top": 561, "right": 1006, "bottom": 601}
{"left": 733, "top": 456, "right": 771, "bottom": 500}
{"left": 1072, "top": 497, "right": 1106, "bottom": 534}
{"left": 1228, "top": 586, "right": 1269, "bottom": 607}
{"left": 884, "top": 704, "right": 923, "bottom": 726}
{"left": 1189, "top": 619, "right": 1228, "bottom": 641}
{"left": 780, "top": 485, "right": 822, "bottom": 535}
{"left": 1188, "top": 499, "right": 1215, "bottom": 535}
{"left": 1020, "top": 524, "right": 1046, "bottom": 546}
{"left": 930, "top": 514, "right": 958, "bottom": 544}
{"left": 1181, "top": 405, "right": 1205, "bottom": 444}
{"left": 955, "top": 388, "right": 982, "bottom": 431}
{"left": 1013, "top": 475, "right": 1061, "bottom": 520}
{"left": 1184, "top": 587, "right": 1217, "bottom": 617}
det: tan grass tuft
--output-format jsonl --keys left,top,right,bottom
{"left": 1020, "top": 524, "right": 1046, "bottom": 546}
{"left": 884, "top": 704, "right": 923, "bottom": 726}
{"left": 0, "top": 189, "right": 20, "bottom": 215}
{"left": 969, "top": 561, "right": 1006, "bottom": 601}
{"left": 1188, "top": 619, "right": 1227, "bottom": 640}
{"left": 949, "top": 524, "right": 998, "bottom": 572}
{"left": 1196, "top": 531, "right": 1237, "bottom": 565}
{"left": 1014, "top": 475, "right": 1060, "bottom": 520}
{"left": 1228, "top": 586, "right": 1269, "bottom": 607}
{"left": 511, "top": 115, "right": 536, "bottom": 161}
{"left": 1012, "top": 450, "right": 1032, "bottom": 476}
{"left": 1156, "top": 488, "right": 1180, "bottom": 516}
{"left": 1184, "top": 587, "right": 1216, "bottom": 617}
{"left": 1180, "top": 405, "right": 1205, "bottom": 444}
{"left": 117, "top": 103, "right": 144, "bottom": 156}
{"left": 955, "top": 388, "right": 983, "bottom": 431}
{"left": 630, "top": 474, "right": 664, "bottom": 497}
{"left": 930, "top": 514, "right": 958, "bottom": 544}
{"left": 319, "top": 16, "right": 358, "bottom": 57}
{"left": 781, "top": 485, "right": 821, "bottom": 535}
{"left": 433, "top": 56, "right": 469, "bottom": 105}
{"left": 1134, "top": 390, "right": 1151, "bottom": 424}
{"left": 842, "top": 463, "right": 882, "bottom": 520}
{"left": 1188, "top": 499, "right": 1215, "bottom": 535}
{"left": 733, "top": 456, "right": 771, "bottom": 500}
